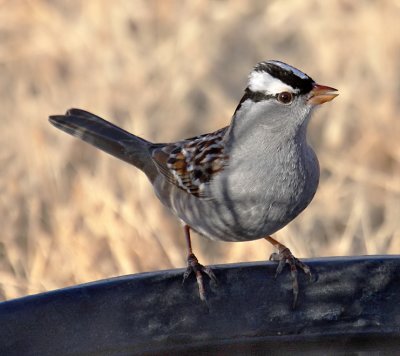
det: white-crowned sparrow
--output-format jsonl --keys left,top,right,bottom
{"left": 49, "top": 60, "right": 338, "bottom": 307}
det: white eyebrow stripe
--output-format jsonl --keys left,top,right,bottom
{"left": 248, "top": 71, "right": 299, "bottom": 94}
{"left": 267, "top": 60, "right": 309, "bottom": 79}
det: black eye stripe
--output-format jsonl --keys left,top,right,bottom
{"left": 234, "top": 88, "right": 298, "bottom": 113}
{"left": 237, "top": 88, "right": 273, "bottom": 105}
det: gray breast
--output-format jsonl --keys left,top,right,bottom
{"left": 153, "top": 143, "right": 319, "bottom": 242}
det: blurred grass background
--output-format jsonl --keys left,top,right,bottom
{"left": 0, "top": 0, "right": 399, "bottom": 300}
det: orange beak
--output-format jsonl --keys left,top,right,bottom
{"left": 307, "top": 84, "right": 338, "bottom": 105}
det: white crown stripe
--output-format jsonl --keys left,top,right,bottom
{"left": 248, "top": 71, "right": 297, "bottom": 94}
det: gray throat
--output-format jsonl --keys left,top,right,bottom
{"left": 225, "top": 101, "right": 313, "bottom": 164}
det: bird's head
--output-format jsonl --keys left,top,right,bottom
{"left": 234, "top": 60, "right": 338, "bottom": 133}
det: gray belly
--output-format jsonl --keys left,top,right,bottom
{"left": 154, "top": 171, "right": 318, "bottom": 242}
{"left": 153, "top": 147, "right": 320, "bottom": 242}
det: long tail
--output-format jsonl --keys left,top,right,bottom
{"left": 49, "top": 108, "right": 156, "bottom": 177}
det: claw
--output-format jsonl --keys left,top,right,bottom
{"left": 203, "top": 266, "right": 218, "bottom": 285}
{"left": 269, "top": 246, "right": 311, "bottom": 308}
{"left": 182, "top": 253, "right": 217, "bottom": 302}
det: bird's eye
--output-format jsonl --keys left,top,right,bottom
{"left": 277, "top": 91, "right": 293, "bottom": 104}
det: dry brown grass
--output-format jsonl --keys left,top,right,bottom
{"left": 1, "top": 0, "right": 399, "bottom": 300}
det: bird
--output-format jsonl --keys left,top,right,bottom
{"left": 49, "top": 60, "right": 338, "bottom": 307}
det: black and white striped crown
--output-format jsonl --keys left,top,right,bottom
{"left": 248, "top": 60, "right": 315, "bottom": 95}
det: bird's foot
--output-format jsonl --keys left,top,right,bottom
{"left": 270, "top": 246, "right": 311, "bottom": 308}
{"left": 182, "top": 253, "right": 217, "bottom": 303}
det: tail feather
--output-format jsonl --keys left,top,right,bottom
{"left": 49, "top": 108, "right": 156, "bottom": 177}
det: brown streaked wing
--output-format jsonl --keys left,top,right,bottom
{"left": 151, "top": 127, "right": 229, "bottom": 198}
